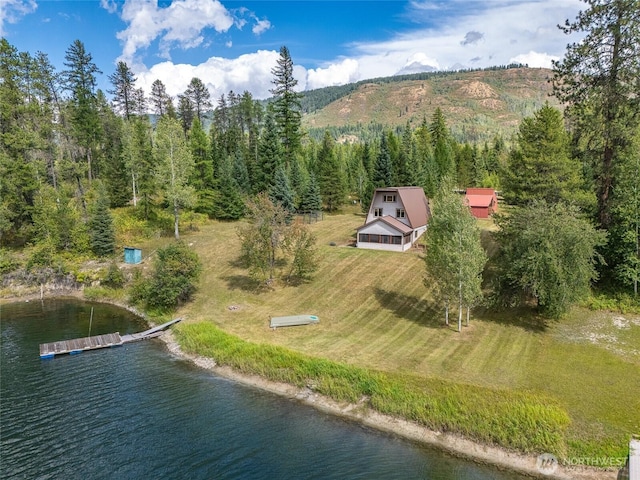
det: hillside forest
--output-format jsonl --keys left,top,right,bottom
{"left": 1, "top": 0, "right": 639, "bottom": 316}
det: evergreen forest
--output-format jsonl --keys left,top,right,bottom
{"left": 1, "top": 0, "right": 639, "bottom": 311}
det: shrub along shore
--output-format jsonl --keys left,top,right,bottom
{"left": 172, "top": 321, "right": 616, "bottom": 479}
{"left": 175, "top": 321, "right": 569, "bottom": 453}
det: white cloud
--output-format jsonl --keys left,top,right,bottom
{"left": 306, "top": 59, "right": 360, "bottom": 90}
{"left": 130, "top": 0, "right": 583, "bottom": 98}
{"left": 114, "top": 0, "right": 234, "bottom": 65}
{"left": 345, "top": 0, "right": 582, "bottom": 76}
{"left": 99, "top": 0, "right": 118, "bottom": 15}
{"left": 509, "top": 50, "right": 559, "bottom": 68}
{"left": 0, "top": 0, "right": 36, "bottom": 36}
{"left": 252, "top": 17, "right": 271, "bottom": 35}
{"left": 134, "top": 50, "right": 283, "bottom": 100}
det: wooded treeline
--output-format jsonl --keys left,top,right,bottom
{"left": 0, "top": 39, "right": 507, "bottom": 245}
{"left": 1, "top": 0, "right": 639, "bottom": 303}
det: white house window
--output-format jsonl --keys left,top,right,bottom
{"left": 374, "top": 208, "right": 383, "bottom": 217}
{"left": 396, "top": 208, "right": 405, "bottom": 218}
{"left": 383, "top": 195, "right": 396, "bottom": 202}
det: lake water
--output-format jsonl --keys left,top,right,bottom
{"left": 0, "top": 299, "right": 527, "bottom": 479}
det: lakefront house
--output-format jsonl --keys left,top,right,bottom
{"left": 356, "top": 187, "right": 431, "bottom": 252}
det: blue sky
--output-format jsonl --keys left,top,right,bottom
{"left": 1, "top": 0, "right": 584, "bottom": 100}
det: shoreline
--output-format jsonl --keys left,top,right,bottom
{"left": 158, "top": 330, "right": 612, "bottom": 480}
{"left": 1, "top": 291, "right": 619, "bottom": 480}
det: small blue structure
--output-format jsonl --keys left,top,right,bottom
{"left": 124, "top": 247, "right": 142, "bottom": 264}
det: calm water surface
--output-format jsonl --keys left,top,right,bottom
{"left": 0, "top": 299, "right": 527, "bottom": 479}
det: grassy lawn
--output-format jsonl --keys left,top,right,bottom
{"left": 139, "top": 208, "right": 638, "bottom": 459}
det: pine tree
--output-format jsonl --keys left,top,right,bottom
{"left": 63, "top": 39, "right": 102, "bottom": 184}
{"left": 288, "top": 157, "right": 306, "bottom": 208}
{"left": 254, "top": 111, "right": 282, "bottom": 193}
{"left": 553, "top": 0, "right": 640, "bottom": 229}
{"left": 88, "top": 183, "right": 116, "bottom": 257}
{"left": 212, "top": 155, "right": 245, "bottom": 220}
{"left": 150, "top": 79, "right": 174, "bottom": 117}
{"left": 0, "top": 40, "right": 40, "bottom": 244}
{"left": 177, "top": 94, "right": 195, "bottom": 134}
{"left": 270, "top": 46, "right": 303, "bottom": 166}
{"left": 430, "top": 108, "right": 454, "bottom": 183}
{"left": 299, "top": 173, "right": 322, "bottom": 213}
{"left": 505, "top": 104, "right": 587, "bottom": 207}
{"left": 373, "top": 133, "right": 393, "bottom": 188}
{"left": 108, "top": 61, "right": 136, "bottom": 119}
{"left": 316, "top": 130, "right": 345, "bottom": 211}
{"left": 396, "top": 121, "right": 413, "bottom": 185}
{"left": 232, "top": 150, "right": 251, "bottom": 194}
{"left": 185, "top": 77, "right": 212, "bottom": 124}
{"left": 189, "top": 118, "right": 213, "bottom": 191}
{"left": 269, "top": 164, "right": 296, "bottom": 216}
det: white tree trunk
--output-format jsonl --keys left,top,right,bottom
{"left": 458, "top": 277, "right": 462, "bottom": 332}
{"left": 445, "top": 301, "right": 449, "bottom": 326}
{"left": 466, "top": 306, "right": 470, "bottom": 327}
{"left": 132, "top": 172, "right": 137, "bottom": 207}
{"left": 174, "top": 200, "right": 180, "bottom": 239}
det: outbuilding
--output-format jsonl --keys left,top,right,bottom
{"left": 124, "top": 247, "right": 142, "bottom": 264}
{"left": 465, "top": 188, "right": 498, "bottom": 218}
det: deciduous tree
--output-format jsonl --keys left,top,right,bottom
{"left": 494, "top": 201, "right": 606, "bottom": 318}
{"left": 424, "top": 181, "right": 486, "bottom": 331}
{"left": 153, "top": 116, "right": 196, "bottom": 239}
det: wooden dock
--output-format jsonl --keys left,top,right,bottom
{"left": 39, "top": 318, "right": 182, "bottom": 359}
{"left": 39, "top": 333, "right": 123, "bottom": 359}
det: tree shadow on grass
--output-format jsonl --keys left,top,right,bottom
{"left": 472, "top": 305, "right": 550, "bottom": 333}
{"left": 222, "top": 258, "right": 266, "bottom": 292}
{"left": 374, "top": 287, "right": 448, "bottom": 329}
{"left": 374, "top": 288, "right": 550, "bottom": 333}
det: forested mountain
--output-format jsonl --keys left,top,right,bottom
{"left": 302, "top": 66, "right": 559, "bottom": 144}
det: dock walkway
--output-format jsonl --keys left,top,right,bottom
{"left": 39, "top": 318, "right": 182, "bottom": 359}
{"left": 39, "top": 333, "right": 123, "bottom": 358}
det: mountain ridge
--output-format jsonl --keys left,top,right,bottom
{"left": 300, "top": 67, "right": 559, "bottom": 143}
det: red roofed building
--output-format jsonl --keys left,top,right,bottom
{"left": 356, "top": 187, "right": 431, "bottom": 252}
{"left": 465, "top": 188, "right": 498, "bottom": 218}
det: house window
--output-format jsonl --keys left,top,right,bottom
{"left": 359, "top": 233, "right": 402, "bottom": 244}
{"left": 374, "top": 208, "right": 383, "bottom": 217}
{"left": 383, "top": 195, "right": 396, "bottom": 202}
{"left": 396, "top": 208, "right": 405, "bottom": 218}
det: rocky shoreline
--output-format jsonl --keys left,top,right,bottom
{"left": 1, "top": 290, "right": 619, "bottom": 480}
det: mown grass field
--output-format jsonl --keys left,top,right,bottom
{"left": 136, "top": 208, "right": 639, "bottom": 460}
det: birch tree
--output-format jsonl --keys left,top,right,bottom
{"left": 153, "top": 116, "right": 196, "bottom": 239}
{"left": 424, "top": 181, "right": 487, "bottom": 331}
